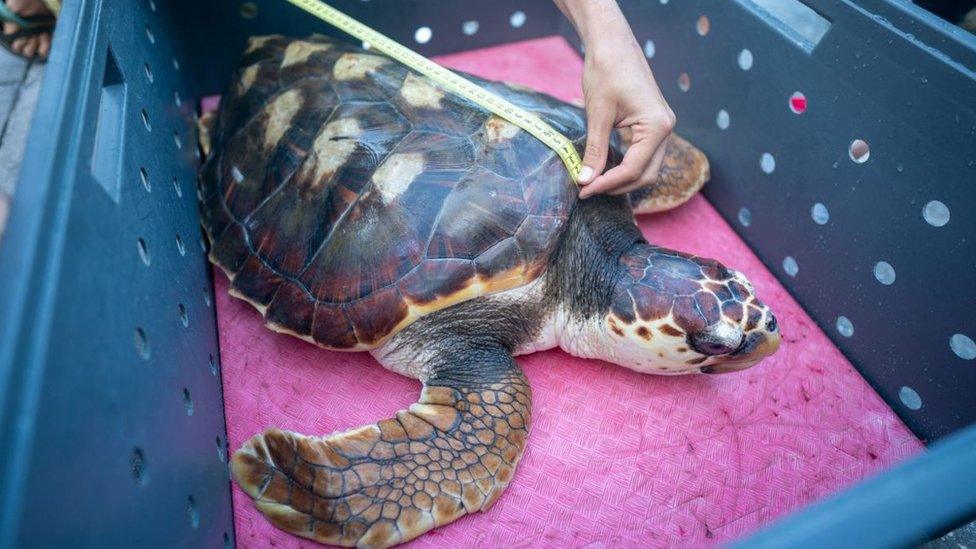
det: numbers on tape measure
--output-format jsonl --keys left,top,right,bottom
{"left": 285, "top": 0, "right": 583, "bottom": 181}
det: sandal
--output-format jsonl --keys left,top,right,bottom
{"left": 0, "top": 1, "right": 55, "bottom": 62}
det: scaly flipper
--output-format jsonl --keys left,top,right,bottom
{"left": 629, "top": 134, "right": 710, "bottom": 215}
{"left": 231, "top": 348, "right": 530, "bottom": 548}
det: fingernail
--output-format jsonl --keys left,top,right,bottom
{"left": 578, "top": 166, "right": 594, "bottom": 183}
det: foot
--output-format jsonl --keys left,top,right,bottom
{"left": 3, "top": 0, "right": 53, "bottom": 61}
{"left": 231, "top": 349, "right": 531, "bottom": 547}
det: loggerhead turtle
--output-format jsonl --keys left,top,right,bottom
{"left": 200, "top": 35, "right": 780, "bottom": 548}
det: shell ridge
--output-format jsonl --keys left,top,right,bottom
{"left": 240, "top": 102, "right": 340, "bottom": 229}
{"left": 295, "top": 118, "right": 416, "bottom": 281}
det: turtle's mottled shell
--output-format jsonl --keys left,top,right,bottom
{"left": 201, "top": 35, "right": 591, "bottom": 350}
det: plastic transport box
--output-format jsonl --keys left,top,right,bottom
{"left": 0, "top": 0, "right": 974, "bottom": 546}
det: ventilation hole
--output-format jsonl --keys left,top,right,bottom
{"left": 510, "top": 10, "right": 527, "bottom": 28}
{"left": 182, "top": 387, "right": 194, "bottom": 416}
{"left": 462, "top": 20, "right": 479, "bottom": 35}
{"left": 224, "top": 532, "right": 231, "bottom": 548}
{"left": 790, "top": 91, "right": 807, "bottom": 114}
{"left": 173, "top": 177, "right": 182, "bottom": 198}
{"left": 173, "top": 57, "right": 180, "bottom": 71}
{"left": 144, "top": 61, "right": 154, "bottom": 83}
{"left": 148, "top": 0, "right": 156, "bottom": 11}
{"left": 836, "top": 316, "right": 854, "bottom": 337}
{"left": 737, "top": 207, "right": 751, "bottom": 227}
{"left": 216, "top": 436, "right": 226, "bottom": 462}
{"left": 174, "top": 90, "right": 182, "bottom": 107}
{"left": 176, "top": 234, "right": 186, "bottom": 256}
{"left": 643, "top": 39, "right": 655, "bottom": 59}
{"left": 240, "top": 1, "right": 258, "bottom": 19}
{"left": 716, "top": 109, "right": 730, "bottom": 130}
{"left": 187, "top": 496, "right": 200, "bottom": 529}
{"left": 131, "top": 447, "right": 148, "bottom": 486}
{"left": 950, "top": 334, "right": 976, "bottom": 360}
{"left": 783, "top": 256, "right": 799, "bottom": 277}
{"left": 414, "top": 26, "right": 432, "bottom": 44}
{"left": 899, "top": 386, "right": 922, "bottom": 410}
{"left": 923, "top": 200, "right": 950, "bottom": 227}
{"left": 696, "top": 15, "right": 710, "bottom": 36}
{"left": 678, "top": 73, "right": 690, "bottom": 92}
{"left": 660, "top": 0, "right": 669, "bottom": 4}
{"left": 204, "top": 288, "right": 212, "bottom": 308}
{"left": 849, "top": 139, "right": 870, "bottom": 163}
{"left": 760, "top": 153, "right": 775, "bottom": 174}
{"left": 137, "top": 238, "right": 151, "bottom": 266}
{"left": 135, "top": 328, "right": 150, "bottom": 359}
{"left": 737, "top": 48, "right": 753, "bottom": 70}
{"left": 141, "top": 109, "right": 151, "bottom": 131}
{"left": 811, "top": 202, "right": 829, "bottom": 225}
{"left": 172, "top": 130, "right": 182, "bottom": 149}
{"left": 145, "top": 25, "right": 155, "bottom": 44}
{"left": 140, "top": 167, "right": 151, "bottom": 191}
{"left": 178, "top": 303, "right": 189, "bottom": 327}
{"left": 210, "top": 354, "right": 218, "bottom": 376}
{"left": 873, "top": 261, "right": 895, "bottom": 285}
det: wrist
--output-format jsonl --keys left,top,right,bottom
{"left": 555, "top": 0, "right": 632, "bottom": 51}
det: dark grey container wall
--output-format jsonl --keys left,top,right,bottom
{"left": 0, "top": 0, "right": 234, "bottom": 546}
{"left": 171, "top": 0, "right": 564, "bottom": 100}
{"left": 589, "top": 0, "right": 976, "bottom": 442}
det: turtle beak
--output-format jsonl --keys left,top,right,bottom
{"left": 700, "top": 329, "right": 780, "bottom": 374}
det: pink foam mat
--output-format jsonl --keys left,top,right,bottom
{"left": 215, "top": 36, "right": 921, "bottom": 547}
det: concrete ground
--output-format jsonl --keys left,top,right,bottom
{"left": 0, "top": 48, "right": 44, "bottom": 243}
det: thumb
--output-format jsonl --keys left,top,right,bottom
{"left": 579, "top": 103, "right": 613, "bottom": 184}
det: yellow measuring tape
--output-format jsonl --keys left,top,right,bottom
{"left": 284, "top": 0, "right": 584, "bottom": 181}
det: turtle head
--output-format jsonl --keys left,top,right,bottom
{"left": 600, "top": 244, "right": 780, "bottom": 375}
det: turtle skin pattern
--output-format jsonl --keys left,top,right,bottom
{"left": 201, "top": 35, "right": 596, "bottom": 351}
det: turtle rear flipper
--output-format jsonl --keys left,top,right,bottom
{"left": 231, "top": 348, "right": 530, "bottom": 548}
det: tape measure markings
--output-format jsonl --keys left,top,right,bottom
{"left": 283, "top": 0, "right": 584, "bottom": 180}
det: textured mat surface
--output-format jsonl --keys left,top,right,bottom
{"left": 215, "top": 36, "right": 922, "bottom": 548}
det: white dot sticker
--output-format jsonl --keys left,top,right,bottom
{"left": 923, "top": 200, "right": 950, "bottom": 227}
{"left": 644, "top": 39, "right": 656, "bottom": 59}
{"left": 899, "top": 386, "right": 922, "bottom": 410}
{"left": 737, "top": 207, "right": 752, "bottom": 227}
{"left": 950, "top": 333, "right": 976, "bottom": 360}
{"left": 510, "top": 11, "right": 526, "bottom": 28}
{"left": 873, "top": 261, "right": 895, "bottom": 285}
{"left": 462, "top": 20, "right": 479, "bottom": 36}
{"left": 760, "top": 153, "right": 775, "bottom": 174}
{"left": 716, "top": 109, "right": 730, "bottom": 130}
{"left": 836, "top": 316, "right": 854, "bottom": 337}
{"left": 811, "top": 203, "right": 829, "bottom": 225}
{"left": 738, "top": 49, "right": 753, "bottom": 70}
{"left": 414, "top": 26, "right": 432, "bottom": 44}
{"left": 783, "top": 256, "right": 799, "bottom": 277}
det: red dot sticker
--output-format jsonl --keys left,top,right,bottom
{"left": 790, "top": 91, "right": 807, "bottom": 114}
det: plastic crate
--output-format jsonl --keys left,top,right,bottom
{"left": 0, "top": 0, "right": 973, "bottom": 546}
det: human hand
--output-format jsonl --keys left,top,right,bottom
{"left": 554, "top": 0, "right": 676, "bottom": 198}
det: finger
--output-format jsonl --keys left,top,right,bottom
{"left": 22, "top": 36, "right": 38, "bottom": 59}
{"left": 610, "top": 142, "right": 668, "bottom": 196}
{"left": 39, "top": 33, "right": 51, "bottom": 59}
{"left": 578, "top": 103, "right": 614, "bottom": 185}
{"left": 579, "top": 138, "right": 656, "bottom": 198}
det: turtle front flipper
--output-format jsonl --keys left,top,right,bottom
{"left": 629, "top": 134, "right": 710, "bottom": 215}
{"left": 231, "top": 350, "right": 530, "bottom": 548}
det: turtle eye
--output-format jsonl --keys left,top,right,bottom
{"left": 765, "top": 314, "right": 778, "bottom": 333}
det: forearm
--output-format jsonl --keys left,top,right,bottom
{"left": 553, "top": 0, "right": 640, "bottom": 55}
